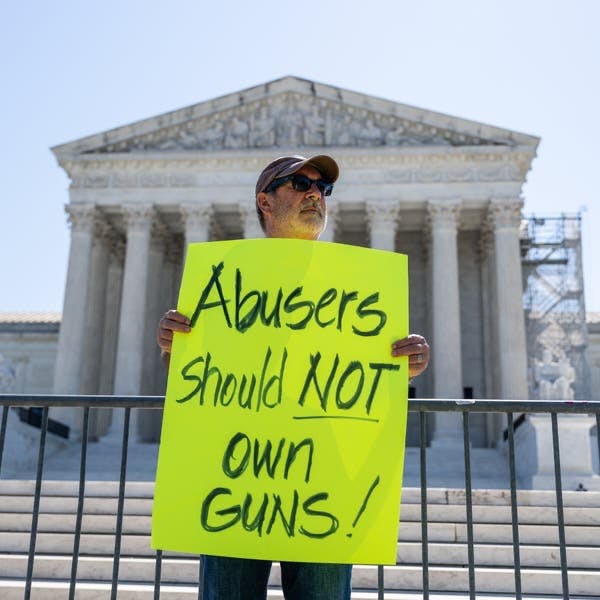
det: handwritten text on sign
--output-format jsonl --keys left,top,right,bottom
{"left": 151, "top": 239, "right": 409, "bottom": 565}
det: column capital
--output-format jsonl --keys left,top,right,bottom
{"left": 488, "top": 197, "right": 523, "bottom": 230}
{"left": 122, "top": 204, "right": 155, "bottom": 233}
{"left": 366, "top": 201, "right": 399, "bottom": 233}
{"left": 427, "top": 199, "right": 461, "bottom": 231}
{"left": 180, "top": 202, "right": 213, "bottom": 230}
{"left": 65, "top": 204, "right": 96, "bottom": 233}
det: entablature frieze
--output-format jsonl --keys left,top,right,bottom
{"left": 60, "top": 147, "right": 535, "bottom": 191}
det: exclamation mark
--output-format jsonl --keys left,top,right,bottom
{"left": 346, "top": 475, "right": 380, "bottom": 538}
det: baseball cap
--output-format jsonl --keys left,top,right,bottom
{"left": 255, "top": 155, "right": 339, "bottom": 196}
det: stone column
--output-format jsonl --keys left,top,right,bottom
{"left": 320, "top": 201, "right": 339, "bottom": 243}
{"left": 80, "top": 219, "right": 112, "bottom": 395}
{"left": 489, "top": 198, "right": 528, "bottom": 399}
{"left": 239, "top": 202, "right": 264, "bottom": 239}
{"left": 428, "top": 199, "right": 464, "bottom": 449}
{"left": 113, "top": 205, "right": 154, "bottom": 398}
{"left": 181, "top": 202, "right": 213, "bottom": 260}
{"left": 366, "top": 201, "right": 399, "bottom": 251}
{"left": 78, "top": 218, "right": 112, "bottom": 440}
{"left": 96, "top": 235, "right": 125, "bottom": 439}
{"left": 139, "top": 221, "right": 169, "bottom": 442}
{"left": 152, "top": 237, "right": 182, "bottom": 396}
{"left": 53, "top": 204, "right": 96, "bottom": 396}
{"left": 479, "top": 222, "right": 504, "bottom": 441}
{"left": 98, "top": 236, "right": 125, "bottom": 395}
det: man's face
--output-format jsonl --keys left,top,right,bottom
{"left": 257, "top": 165, "right": 328, "bottom": 240}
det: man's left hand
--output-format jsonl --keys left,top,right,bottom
{"left": 391, "top": 334, "right": 430, "bottom": 379}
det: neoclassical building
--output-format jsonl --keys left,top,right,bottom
{"left": 43, "top": 76, "right": 543, "bottom": 449}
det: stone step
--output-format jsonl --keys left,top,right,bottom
{"left": 1, "top": 541, "right": 598, "bottom": 582}
{"left": 0, "top": 480, "right": 156, "bottom": 498}
{"left": 403, "top": 504, "right": 600, "bottom": 525}
{"left": 351, "top": 565, "right": 600, "bottom": 596}
{"left": 2, "top": 480, "right": 600, "bottom": 508}
{"left": 1, "top": 518, "right": 597, "bottom": 547}
{"left": 2, "top": 497, "right": 598, "bottom": 526}
{"left": 0, "top": 563, "right": 597, "bottom": 596}
{"left": 2, "top": 480, "right": 598, "bottom": 597}
{"left": 0, "top": 512, "right": 152, "bottom": 534}
{"left": 0, "top": 495, "right": 154, "bottom": 515}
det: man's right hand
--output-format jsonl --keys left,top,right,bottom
{"left": 157, "top": 310, "right": 191, "bottom": 355}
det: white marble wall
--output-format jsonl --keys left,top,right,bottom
{"left": 588, "top": 319, "right": 600, "bottom": 402}
{"left": 0, "top": 329, "right": 58, "bottom": 394}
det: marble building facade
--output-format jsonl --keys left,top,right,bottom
{"left": 39, "top": 76, "right": 542, "bottom": 450}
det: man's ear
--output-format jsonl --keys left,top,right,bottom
{"left": 256, "top": 192, "right": 273, "bottom": 216}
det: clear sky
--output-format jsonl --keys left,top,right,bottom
{"left": 2, "top": 1, "right": 599, "bottom": 312}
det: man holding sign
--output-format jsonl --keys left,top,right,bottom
{"left": 156, "top": 155, "right": 429, "bottom": 599}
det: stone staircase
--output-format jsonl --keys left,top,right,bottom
{"left": 0, "top": 479, "right": 599, "bottom": 598}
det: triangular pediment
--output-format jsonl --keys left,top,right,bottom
{"left": 52, "top": 77, "right": 539, "bottom": 158}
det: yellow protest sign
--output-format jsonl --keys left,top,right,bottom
{"left": 152, "top": 238, "right": 408, "bottom": 565}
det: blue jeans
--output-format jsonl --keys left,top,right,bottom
{"left": 200, "top": 555, "right": 352, "bottom": 600}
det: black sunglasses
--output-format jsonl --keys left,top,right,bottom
{"left": 264, "top": 174, "right": 334, "bottom": 197}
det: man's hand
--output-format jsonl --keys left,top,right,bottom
{"left": 157, "top": 310, "right": 191, "bottom": 355}
{"left": 391, "top": 334, "right": 430, "bottom": 379}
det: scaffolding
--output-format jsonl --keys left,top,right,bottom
{"left": 521, "top": 214, "right": 591, "bottom": 400}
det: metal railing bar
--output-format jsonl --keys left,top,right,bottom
{"left": 551, "top": 413, "right": 569, "bottom": 600}
{"left": 24, "top": 405, "right": 49, "bottom": 600}
{"left": 419, "top": 411, "right": 429, "bottom": 600}
{"left": 153, "top": 549, "right": 162, "bottom": 600}
{"left": 110, "top": 407, "right": 131, "bottom": 600}
{"left": 197, "top": 558, "right": 202, "bottom": 600}
{"left": 2, "top": 394, "right": 600, "bottom": 414}
{"left": 408, "top": 399, "right": 600, "bottom": 414}
{"left": 68, "top": 406, "right": 90, "bottom": 600}
{"left": 506, "top": 412, "right": 522, "bottom": 600}
{"left": 0, "top": 405, "right": 8, "bottom": 475}
{"left": 462, "top": 412, "right": 475, "bottom": 600}
{"left": 596, "top": 413, "right": 600, "bottom": 472}
{"left": 377, "top": 564, "right": 384, "bottom": 599}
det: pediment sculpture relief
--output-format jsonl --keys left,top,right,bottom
{"left": 92, "top": 94, "right": 500, "bottom": 154}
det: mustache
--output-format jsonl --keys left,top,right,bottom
{"left": 300, "top": 202, "right": 323, "bottom": 214}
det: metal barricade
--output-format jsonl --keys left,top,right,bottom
{"left": 1, "top": 395, "right": 599, "bottom": 599}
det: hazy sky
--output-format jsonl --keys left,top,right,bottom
{"left": 2, "top": 1, "right": 599, "bottom": 313}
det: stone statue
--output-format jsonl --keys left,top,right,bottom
{"left": 197, "top": 121, "right": 224, "bottom": 150}
{"left": 385, "top": 124, "right": 407, "bottom": 146}
{"left": 330, "top": 113, "right": 354, "bottom": 146}
{"left": 534, "top": 348, "right": 576, "bottom": 401}
{"left": 250, "top": 106, "right": 276, "bottom": 148}
{"left": 303, "top": 105, "right": 325, "bottom": 146}
{"left": 276, "top": 101, "right": 303, "bottom": 147}
{"left": 160, "top": 125, "right": 199, "bottom": 150}
{"left": 224, "top": 117, "right": 249, "bottom": 149}
{"left": 355, "top": 119, "right": 383, "bottom": 147}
